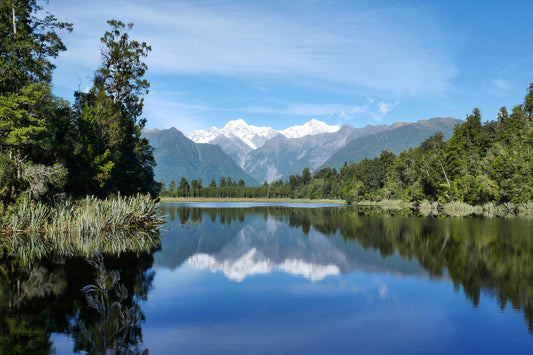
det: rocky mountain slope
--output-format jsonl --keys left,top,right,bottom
{"left": 146, "top": 117, "right": 461, "bottom": 184}
{"left": 143, "top": 127, "right": 258, "bottom": 186}
{"left": 320, "top": 117, "right": 461, "bottom": 170}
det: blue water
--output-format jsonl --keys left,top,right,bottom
{"left": 45, "top": 203, "right": 533, "bottom": 354}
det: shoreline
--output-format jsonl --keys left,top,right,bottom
{"left": 159, "top": 197, "right": 347, "bottom": 205}
{"left": 159, "top": 197, "right": 533, "bottom": 217}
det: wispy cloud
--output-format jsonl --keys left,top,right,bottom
{"left": 143, "top": 92, "right": 211, "bottom": 132}
{"left": 49, "top": 0, "right": 457, "bottom": 96}
{"left": 378, "top": 101, "right": 398, "bottom": 116}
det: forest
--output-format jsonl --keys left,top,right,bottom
{"left": 3, "top": 1, "right": 532, "bottom": 213}
{"left": 162, "top": 85, "right": 533, "bottom": 209}
{"left": 0, "top": 1, "right": 158, "bottom": 207}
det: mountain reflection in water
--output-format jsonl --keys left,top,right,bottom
{"left": 158, "top": 204, "right": 533, "bottom": 333}
{"left": 1, "top": 203, "right": 533, "bottom": 354}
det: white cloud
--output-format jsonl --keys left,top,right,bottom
{"left": 378, "top": 101, "right": 398, "bottom": 116}
{"left": 181, "top": 102, "right": 359, "bottom": 118}
{"left": 49, "top": 0, "right": 457, "bottom": 96}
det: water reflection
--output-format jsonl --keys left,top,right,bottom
{"left": 159, "top": 204, "right": 533, "bottom": 333}
{"left": 0, "top": 249, "right": 156, "bottom": 354}
{"left": 1, "top": 203, "right": 533, "bottom": 354}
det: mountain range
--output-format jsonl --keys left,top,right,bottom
{"left": 154, "top": 207, "right": 429, "bottom": 281}
{"left": 144, "top": 117, "right": 461, "bottom": 186}
{"left": 143, "top": 127, "right": 258, "bottom": 186}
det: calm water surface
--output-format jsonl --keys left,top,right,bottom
{"left": 2, "top": 202, "right": 533, "bottom": 354}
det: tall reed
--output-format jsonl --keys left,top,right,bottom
{"left": 417, "top": 200, "right": 533, "bottom": 218}
{"left": 0, "top": 194, "right": 163, "bottom": 262}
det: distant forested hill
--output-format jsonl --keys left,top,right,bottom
{"left": 143, "top": 128, "right": 259, "bottom": 186}
{"left": 320, "top": 117, "right": 461, "bottom": 170}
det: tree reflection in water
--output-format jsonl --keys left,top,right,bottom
{"left": 75, "top": 255, "right": 147, "bottom": 354}
{"left": 163, "top": 204, "right": 533, "bottom": 333}
{"left": 0, "top": 247, "right": 156, "bottom": 354}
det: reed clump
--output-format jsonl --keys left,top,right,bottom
{"left": 0, "top": 194, "right": 164, "bottom": 261}
{"left": 417, "top": 200, "right": 533, "bottom": 217}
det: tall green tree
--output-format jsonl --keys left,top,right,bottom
{"left": 178, "top": 177, "right": 190, "bottom": 197}
{"left": 0, "top": 0, "right": 72, "bottom": 203}
{"left": 0, "top": 0, "right": 72, "bottom": 94}
{"left": 73, "top": 20, "right": 157, "bottom": 196}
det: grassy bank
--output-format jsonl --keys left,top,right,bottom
{"left": 418, "top": 200, "right": 533, "bottom": 217}
{"left": 0, "top": 194, "right": 164, "bottom": 261}
{"left": 160, "top": 197, "right": 347, "bottom": 204}
{"left": 355, "top": 199, "right": 533, "bottom": 217}
{"left": 160, "top": 196, "right": 533, "bottom": 217}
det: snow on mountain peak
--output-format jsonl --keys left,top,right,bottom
{"left": 224, "top": 118, "right": 247, "bottom": 129}
{"left": 188, "top": 119, "right": 339, "bottom": 149}
{"left": 280, "top": 119, "right": 340, "bottom": 139}
{"left": 188, "top": 126, "right": 221, "bottom": 143}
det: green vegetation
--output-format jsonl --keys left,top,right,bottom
{"left": 162, "top": 86, "right": 533, "bottom": 216}
{"left": 77, "top": 255, "right": 147, "bottom": 354}
{"left": 320, "top": 117, "right": 459, "bottom": 170}
{"left": 143, "top": 127, "right": 259, "bottom": 187}
{"left": 159, "top": 166, "right": 345, "bottom": 200}
{"left": 0, "top": 249, "right": 155, "bottom": 353}
{"left": 1, "top": 194, "right": 162, "bottom": 262}
{"left": 338, "top": 86, "right": 533, "bottom": 209}
{"left": 0, "top": 1, "right": 161, "bottom": 257}
{"left": 0, "top": 2, "right": 158, "bottom": 206}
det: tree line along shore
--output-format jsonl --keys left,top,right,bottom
{"left": 1, "top": 0, "right": 532, "bottom": 241}
{"left": 160, "top": 84, "right": 533, "bottom": 217}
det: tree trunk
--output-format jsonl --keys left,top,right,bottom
{"left": 439, "top": 161, "right": 451, "bottom": 188}
{"left": 12, "top": 4, "right": 17, "bottom": 35}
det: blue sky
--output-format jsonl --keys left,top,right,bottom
{"left": 47, "top": 0, "right": 533, "bottom": 134}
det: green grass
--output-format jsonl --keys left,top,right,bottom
{"left": 0, "top": 194, "right": 164, "bottom": 262}
{"left": 418, "top": 200, "right": 533, "bottom": 217}
{"left": 160, "top": 196, "right": 347, "bottom": 204}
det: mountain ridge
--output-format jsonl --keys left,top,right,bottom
{"left": 320, "top": 117, "right": 462, "bottom": 170}
{"left": 142, "top": 127, "right": 259, "bottom": 186}
{"left": 145, "top": 117, "right": 461, "bottom": 184}
{"left": 187, "top": 118, "right": 341, "bottom": 149}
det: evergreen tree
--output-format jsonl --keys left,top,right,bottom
{"left": 178, "top": 177, "right": 190, "bottom": 197}
{"left": 0, "top": 0, "right": 72, "bottom": 203}
{"left": 73, "top": 20, "right": 157, "bottom": 196}
{"left": 0, "top": 0, "right": 72, "bottom": 94}
{"left": 302, "top": 167, "right": 311, "bottom": 185}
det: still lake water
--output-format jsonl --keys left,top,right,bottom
{"left": 2, "top": 202, "right": 533, "bottom": 354}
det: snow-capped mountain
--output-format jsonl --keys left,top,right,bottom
{"left": 154, "top": 210, "right": 429, "bottom": 281}
{"left": 151, "top": 117, "right": 460, "bottom": 184}
{"left": 188, "top": 119, "right": 278, "bottom": 150}
{"left": 188, "top": 118, "right": 340, "bottom": 149}
{"left": 280, "top": 119, "right": 341, "bottom": 138}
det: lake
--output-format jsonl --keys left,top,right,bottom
{"left": 2, "top": 202, "right": 533, "bottom": 354}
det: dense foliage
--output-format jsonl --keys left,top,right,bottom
{"left": 159, "top": 166, "right": 343, "bottom": 200}
{"left": 163, "top": 87, "right": 533, "bottom": 206}
{"left": 338, "top": 87, "right": 533, "bottom": 205}
{"left": 143, "top": 127, "right": 258, "bottom": 187}
{"left": 0, "top": 1, "right": 158, "bottom": 205}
